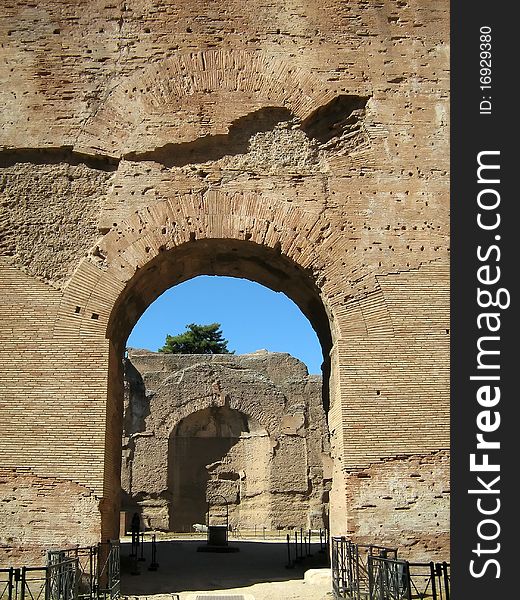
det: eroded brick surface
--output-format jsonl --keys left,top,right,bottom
{"left": 0, "top": 468, "right": 100, "bottom": 568}
{"left": 344, "top": 451, "right": 450, "bottom": 561}
{"left": 0, "top": 0, "right": 450, "bottom": 564}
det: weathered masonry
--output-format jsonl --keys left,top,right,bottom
{"left": 122, "top": 350, "right": 331, "bottom": 532}
{"left": 0, "top": 0, "right": 450, "bottom": 566}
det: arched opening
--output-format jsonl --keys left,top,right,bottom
{"left": 106, "top": 237, "right": 336, "bottom": 545}
{"left": 121, "top": 343, "right": 331, "bottom": 535}
{"left": 107, "top": 238, "right": 334, "bottom": 365}
{"left": 167, "top": 405, "right": 269, "bottom": 532}
{"left": 123, "top": 397, "right": 271, "bottom": 533}
{"left": 126, "top": 275, "right": 324, "bottom": 374}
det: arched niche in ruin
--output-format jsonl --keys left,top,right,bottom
{"left": 121, "top": 350, "right": 331, "bottom": 535}
{"left": 168, "top": 404, "right": 270, "bottom": 532}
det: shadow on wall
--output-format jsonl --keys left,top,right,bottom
{"left": 167, "top": 404, "right": 267, "bottom": 531}
{"left": 122, "top": 95, "right": 369, "bottom": 168}
{"left": 123, "top": 359, "right": 151, "bottom": 434}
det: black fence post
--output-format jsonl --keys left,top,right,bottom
{"left": 138, "top": 533, "right": 145, "bottom": 562}
{"left": 402, "top": 560, "right": 412, "bottom": 600}
{"left": 20, "top": 567, "right": 26, "bottom": 600}
{"left": 148, "top": 534, "right": 159, "bottom": 571}
{"left": 285, "top": 534, "right": 294, "bottom": 569}
{"left": 7, "top": 567, "right": 14, "bottom": 600}
{"left": 338, "top": 538, "right": 344, "bottom": 595}
{"left": 368, "top": 554, "right": 374, "bottom": 599}
{"left": 442, "top": 561, "right": 450, "bottom": 600}
{"left": 430, "top": 561, "right": 437, "bottom": 600}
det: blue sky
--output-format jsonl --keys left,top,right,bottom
{"left": 126, "top": 275, "right": 323, "bottom": 374}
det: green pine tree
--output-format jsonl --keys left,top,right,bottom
{"left": 158, "top": 323, "right": 233, "bottom": 354}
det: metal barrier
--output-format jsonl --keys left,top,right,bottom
{"left": 368, "top": 555, "right": 409, "bottom": 600}
{"left": 332, "top": 537, "right": 450, "bottom": 600}
{"left": 148, "top": 534, "right": 158, "bottom": 572}
{"left": 332, "top": 537, "right": 398, "bottom": 599}
{"left": 0, "top": 561, "right": 76, "bottom": 600}
{"left": 47, "top": 541, "right": 120, "bottom": 600}
{"left": 1, "top": 540, "right": 120, "bottom": 600}
{"left": 285, "top": 528, "right": 329, "bottom": 569}
{"left": 47, "top": 558, "right": 79, "bottom": 600}
{"left": 97, "top": 541, "right": 119, "bottom": 600}
{"left": 331, "top": 537, "right": 347, "bottom": 598}
{"left": 408, "top": 562, "right": 450, "bottom": 600}
{"left": 0, "top": 568, "right": 10, "bottom": 600}
{"left": 0, "top": 567, "right": 49, "bottom": 600}
{"left": 48, "top": 548, "right": 96, "bottom": 600}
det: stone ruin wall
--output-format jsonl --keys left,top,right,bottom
{"left": 0, "top": 0, "right": 450, "bottom": 565}
{"left": 122, "top": 350, "right": 332, "bottom": 533}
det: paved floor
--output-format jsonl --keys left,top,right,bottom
{"left": 120, "top": 535, "right": 333, "bottom": 600}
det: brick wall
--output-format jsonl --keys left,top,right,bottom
{"left": 0, "top": 0, "right": 450, "bottom": 564}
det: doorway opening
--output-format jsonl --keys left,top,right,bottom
{"left": 111, "top": 251, "right": 334, "bottom": 594}
{"left": 120, "top": 273, "right": 332, "bottom": 535}
{"left": 167, "top": 404, "right": 269, "bottom": 532}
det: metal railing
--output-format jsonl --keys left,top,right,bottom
{"left": 332, "top": 537, "right": 397, "bottom": 600}
{"left": 47, "top": 541, "right": 119, "bottom": 600}
{"left": 2, "top": 538, "right": 124, "bottom": 600}
{"left": 407, "top": 562, "right": 450, "bottom": 600}
{"left": 47, "top": 558, "right": 78, "bottom": 600}
{"left": 0, "top": 567, "right": 49, "bottom": 600}
{"left": 285, "top": 528, "right": 329, "bottom": 569}
{"left": 96, "top": 541, "right": 119, "bottom": 600}
{"left": 332, "top": 537, "right": 450, "bottom": 600}
{"left": 0, "top": 560, "right": 76, "bottom": 600}
{"left": 368, "top": 555, "right": 409, "bottom": 600}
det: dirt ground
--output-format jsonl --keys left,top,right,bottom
{"left": 120, "top": 534, "right": 333, "bottom": 600}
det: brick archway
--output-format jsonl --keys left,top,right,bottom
{"left": 75, "top": 49, "right": 340, "bottom": 158}
{"left": 57, "top": 188, "right": 349, "bottom": 541}
{"left": 55, "top": 183, "right": 449, "bottom": 550}
{"left": 0, "top": 23, "right": 450, "bottom": 563}
{"left": 57, "top": 189, "right": 355, "bottom": 345}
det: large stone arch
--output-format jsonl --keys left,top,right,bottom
{"left": 56, "top": 189, "right": 349, "bottom": 346}
{"left": 133, "top": 361, "right": 286, "bottom": 438}
{"left": 51, "top": 180, "right": 449, "bottom": 553}
{"left": 0, "top": 13, "right": 450, "bottom": 563}
{"left": 57, "top": 188, "right": 348, "bottom": 540}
